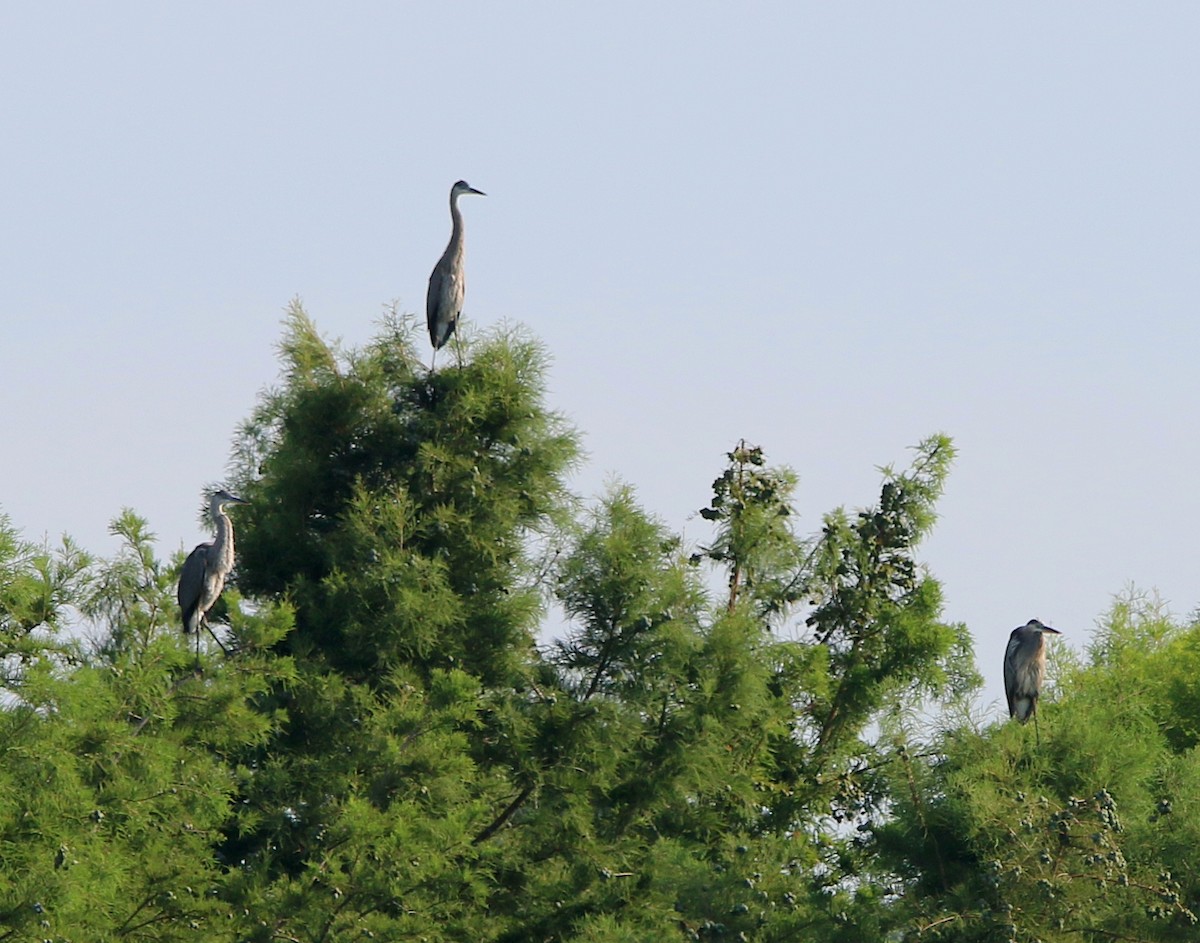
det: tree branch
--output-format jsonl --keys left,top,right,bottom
{"left": 472, "top": 785, "right": 535, "bottom": 845}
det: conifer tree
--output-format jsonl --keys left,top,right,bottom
{"left": 0, "top": 512, "right": 292, "bottom": 941}
{"left": 0, "top": 304, "right": 1031, "bottom": 942}
{"left": 211, "top": 305, "right": 973, "bottom": 941}
{"left": 871, "top": 593, "right": 1200, "bottom": 942}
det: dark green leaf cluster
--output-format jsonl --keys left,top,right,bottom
{"left": 233, "top": 304, "right": 578, "bottom": 686}
{"left": 695, "top": 440, "right": 802, "bottom": 619}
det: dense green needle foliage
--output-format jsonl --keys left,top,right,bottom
{"left": 1, "top": 304, "right": 1197, "bottom": 941}
{"left": 871, "top": 593, "right": 1200, "bottom": 942}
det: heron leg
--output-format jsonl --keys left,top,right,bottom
{"left": 205, "top": 622, "right": 230, "bottom": 656}
{"left": 197, "top": 615, "right": 230, "bottom": 659}
{"left": 452, "top": 329, "right": 464, "bottom": 369}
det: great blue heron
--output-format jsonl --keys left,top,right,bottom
{"left": 178, "top": 489, "right": 249, "bottom": 656}
{"left": 427, "top": 179, "right": 485, "bottom": 368}
{"left": 1004, "top": 618, "right": 1062, "bottom": 740}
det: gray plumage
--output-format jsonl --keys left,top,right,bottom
{"left": 426, "top": 179, "right": 485, "bottom": 362}
{"left": 1004, "top": 618, "right": 1061, "bottom": 723}
{"left": 178, "top": 489, "right": 249, "bottom": 641}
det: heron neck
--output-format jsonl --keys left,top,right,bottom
{"left": 448, "top": 193, "right": 465, "bottom": 254}
{"left": 212, "top": 507, "right": 235, "bottom": 565}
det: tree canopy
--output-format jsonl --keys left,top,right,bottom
{"left": 0, "top": 304, "right": 1196, "bottom": 942}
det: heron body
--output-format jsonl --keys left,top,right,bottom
{"left": 426, "top": 180, "right": 485, "bottom": 361}
{"left": 178, "top": 489, "right": 249, "bottom": 643}
{"left": 1003, "top": 618, "right": 1061, "bottom": 723}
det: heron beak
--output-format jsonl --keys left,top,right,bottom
{"left": 469, "top": 187, "right": 486, "bottom": 197}
{"left": 1042, "top": 626, "right": 1062, "bottom": 634}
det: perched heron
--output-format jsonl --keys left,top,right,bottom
{"left": 426, "top": 179, "right": 485, "bottom": 368}
{"left": 1004, "top": 618, "right": 1062, "bottom": 739}
{"left": 178, "top": 489, "right": 249, "bottom": 656}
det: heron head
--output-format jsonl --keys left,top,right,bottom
{"left": 1026, "top": 618, "right": 1061, "bottom": 635}
{"left": 210, "top": 489, "right": 249, "bottom": 512}
{"left": 452, "top": 179, "right": 486, "bottom": 198}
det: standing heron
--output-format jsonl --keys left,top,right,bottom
{"left": 1004, "top": 618, "right": 1062, "bottom": 741}
{"left": 427, "top": 179, "right": 485, "bottom": 368}
{"left": 178, "top": 489, "right": 249, "bottom": 657}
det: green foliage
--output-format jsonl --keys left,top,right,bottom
{"left": 84, "top": 510, "right": 177, "bottom": 659}
{"left": 233, "top": 303, "right": 579, "bottom": 685}
{"left": 0, "top": 513, "right": 90, "bottom": 674}
{"left": 0, "top": 510, "right": 293, "bottom": 941}
{"left": 803, "top": 435, "right": 969, "bottom": 749}
{"left": 695, "top": 440, "right": 804, "bottom": 619}
{"left": 874, "top": 592, "right": 1200, "bottom": 942}
{"left": 23, "top": 305, "right": 1200, "bottom": 942}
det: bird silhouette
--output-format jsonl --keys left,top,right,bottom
{"left": 427, "top": 179, "right": 485, "bottom": 368}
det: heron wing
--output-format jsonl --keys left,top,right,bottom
{"left": 178, "top": 542, "right": 211, "bottom": 633}
{"left": 426, "top": 264, "right": 448, "bottom": 347}
{"left": 426, "top": 260, "right": 462, "bottom": 349}
{"left": 1003, "top": 632, "right": 1021, "bottom": 717}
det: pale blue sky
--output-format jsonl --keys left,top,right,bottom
{"left": 3, "top": 3, "right": 1198, "bottom": 716}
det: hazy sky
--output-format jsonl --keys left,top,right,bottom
{"left": 3, "top": 4, "right": 1198, "bottom": 717}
